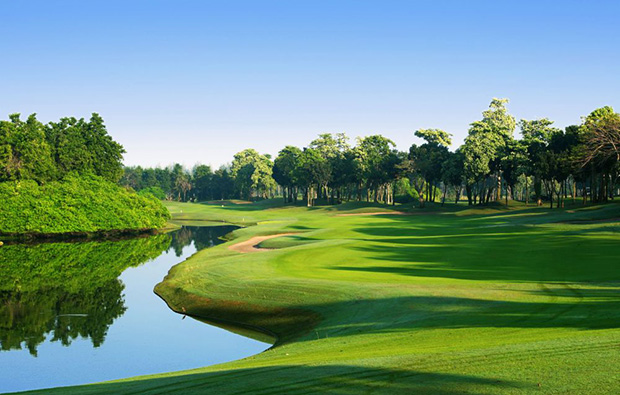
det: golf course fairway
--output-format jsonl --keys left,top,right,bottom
{"left": 26, "top": 200, "right": 620, "bottom": 394}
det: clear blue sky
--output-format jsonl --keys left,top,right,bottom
{"left": 2, "top": 1, "right": 619, "bottom": 168}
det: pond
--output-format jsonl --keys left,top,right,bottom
{"left": 0, "top": 226, "right": 271, "bottom": 394}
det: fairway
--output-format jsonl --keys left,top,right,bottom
{"left": 29, "top": 200, "right": 620, "bottom": 394}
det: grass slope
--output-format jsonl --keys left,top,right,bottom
{"left": 27, "top": 200, "right": 620, "bottom": 394}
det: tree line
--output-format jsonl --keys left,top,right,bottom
{"left": 122, "top": 99, "right": 619, "bottom": 208}
{"left": 0, "top": 113, "right": 125, "bottom": 183}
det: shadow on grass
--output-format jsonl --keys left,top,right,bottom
{"left": 307, "top": 294, "right": 620, "bottom": 338}
{"left": 157, "top": 284, "right": 620, "bottom": 349}
{"left": 31, "top": 364, "right": 525, "bottom": 395}
{"left": 346, "top": 208, "right": 620, "bottom": 284}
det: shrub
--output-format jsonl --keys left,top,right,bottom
{"left": 0, "top": 173, "right": 170, "bottom": 235}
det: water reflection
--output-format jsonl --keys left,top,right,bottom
{"left": 0, "top": 225, "right": 264, "bottom": 393}
{"left": 0, "top": 235, "right": 171, "bottom": 356}
{"left": 0, "top": 281, "right": 126, "bottom": 356}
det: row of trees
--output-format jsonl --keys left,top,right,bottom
{"left": 120, "top": 164, "right": 235, "bottom": 201}
{"left": 122, "top": 99, "right": 619, "bottom": 208}
{"left": 268, "top": 100, "right": 619, "bottom": 208}
{"left": 0, "top": 113, "right": 125, "bottom": 183}
{"left": 457, "top": 100, "right": 619, "bottom": 208}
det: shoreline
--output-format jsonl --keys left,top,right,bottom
{"left": 0, "top": 227, "right": 161, "bottom": 244}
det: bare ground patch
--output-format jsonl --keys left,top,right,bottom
{"left": 228, "top": 233, "right": 300, "bottom": 253}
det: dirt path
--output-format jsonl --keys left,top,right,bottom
{"left": 228, "top": 233, "right": 299, "bottom": 253}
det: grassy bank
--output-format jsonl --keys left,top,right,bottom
{"left": 0, "top": 174, "right": 170, "bottom": 238}
{"left": 25, "top": 200, "right": 620, "bottom": 394}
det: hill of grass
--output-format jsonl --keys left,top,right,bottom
{"left": 26, "top": 200, "right": 620, "bottom": 394}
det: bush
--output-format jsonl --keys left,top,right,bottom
{"left": 0, "top": 173, "right": 170, "bottom": 236}
{"left": 138, "top": 186, "right": 166, "bottom": 200}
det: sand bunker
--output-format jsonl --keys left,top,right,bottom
{"left": 228, "top": 233, "right": 299, "bottom": 253}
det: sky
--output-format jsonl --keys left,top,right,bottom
{"left": 2, "top": 1, "right": 619, "bottom": 168}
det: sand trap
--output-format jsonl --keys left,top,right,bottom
{"left": 228, "top": 233, "right": 299, "bottom": 253}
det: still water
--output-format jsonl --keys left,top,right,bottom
{"left": 0, "top": 226, "right": 271, "bottom": 393}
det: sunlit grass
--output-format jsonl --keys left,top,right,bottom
{"left": 29, "top": 200, "right": 620, "bottom": 394}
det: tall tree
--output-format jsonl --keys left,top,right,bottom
{"left": 0, "top": 113, "right": 54, "bottom": 183}
{"left": 86, "top": 113, "right": 125, "bottom": 182}
{"left": 192, "top": 164, "right": 213, "bottom": 201}
{"left": 273, "top": 146, "right": 302, "bottom": 203}
{"left": 520, "top": 118, "right": 561, "bottom": 206}
{"left": 356, "top": 135, "right": 396, "bottom": 202}
{"left": 410, "top": 128, "right": 452, "bottom": 205}
{"left": 463, "top": 99, "right": 516, "bottom": 204}
{"left": 231, "top": 149, "right": 276, "bottom": 200}
{"left": 295, "top": 148, "right": 331, "bottom": 207}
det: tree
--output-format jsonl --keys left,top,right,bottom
{"left": 579, "top": 106, "right": 620, "bottom": 202}
{"left": 295, "top": 148, "right": 331, "bottom": 207}
{"left": 356, "top": 135, "right": 396, "bottom": 202}
{"left": 0, "top": 113, "right": 54, "bottom": 183}
{"left": 410, "top": 128, "right": 452, "bottom": 205}
{"left": 499, "top": 139, "right": 527, "bottom": 205}
{"left": 414, "top": 128, "right": 452, "bottom": 147}
{"left": 192, "top": 164, "right": 213, "bottom": 201}
{"left": 252, "top": 154, "right": 277, "bottom": 199}
{"left": 308, "top": 133, "right": 349, "bottom": 202}
{"left": 86, "top": 113, "right": 125, "bottom": 182}
{"left": 45, "top": 114, "right": 125, "bottom": 182}
{"left": 212, "top": 166, "right": 235, "bottom": 200}
{"left": 462, "top": 99, "right": 516, "bottom": 204}
{"left": 442, "top": 150, "right": 464, "bottom": 204}
{"left": 171, "top": 163, "right": 191, "bottom": 201}
{"left": 520, "top": 118, "right": 558, "bottom": 205}
{"left": 230, "top": 149, "right": 276, "bottom": 200}
{"left": 273, "top": 146, "right": 302, "bottom": 203}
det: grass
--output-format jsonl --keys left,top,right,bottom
{"left": 24, "top": 200, "right": 620, "bottom": 394}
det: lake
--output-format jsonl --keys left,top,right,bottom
{"left": 0, "top": 226, "right": 271, "bottom": 393}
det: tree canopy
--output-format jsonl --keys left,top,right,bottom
{"left": 120, "top": 99, "right": 620, "bottom": 208}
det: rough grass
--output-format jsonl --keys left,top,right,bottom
{"left": 24, "top": 200, "right": 620, "bottom": 394}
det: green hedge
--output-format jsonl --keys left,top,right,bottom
{"left": 0, "top": 173, "right": 170, "bottom": 235}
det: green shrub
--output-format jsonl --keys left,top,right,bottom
{"left": 0, "top": 173, "right": 170, "bottom": 235}
{"left": 138, "top": 186, "right": 166, "bottom": 200}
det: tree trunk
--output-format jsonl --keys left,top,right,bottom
{"left": 441, "top": 184, "right": 447, "bottom": 206}
{"left": 497, "top": 173, "right": 502, "bottom": 202}
{"left": 549, "top": 185, "right": 553, "bottom": 209}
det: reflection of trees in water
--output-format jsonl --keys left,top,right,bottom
{"left": 168, "top": 226, "right": 238, "bottom": 257}
{"left": 0, "top": 226, "right": 237, "bottom": 356}
{"left": 1, "top": 281, "right": 125, "bottom": 356}
{"left": 0, "top": 235, "right": 171, "bottom": 356}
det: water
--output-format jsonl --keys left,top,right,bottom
{"left": 0, "top": 226, "right": 271, "bottom": 393}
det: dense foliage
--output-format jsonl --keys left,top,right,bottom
{"left": 0, "top": 112, "right": 169, "bottom": 235}
{"left": 121, "top": 99, "right": 619, "bottom": 208}
{"left": 121, "top": 163, "right": 236, "bottom": 202}
{"left": 0, "top": 113, "right": 124, "bottom": 183}
{"left": 0, "top": 174, "right": 170, "bottom": 235}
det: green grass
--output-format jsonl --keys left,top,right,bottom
{"left": 26, "top": 200, "right": 620, "bottom": 394}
